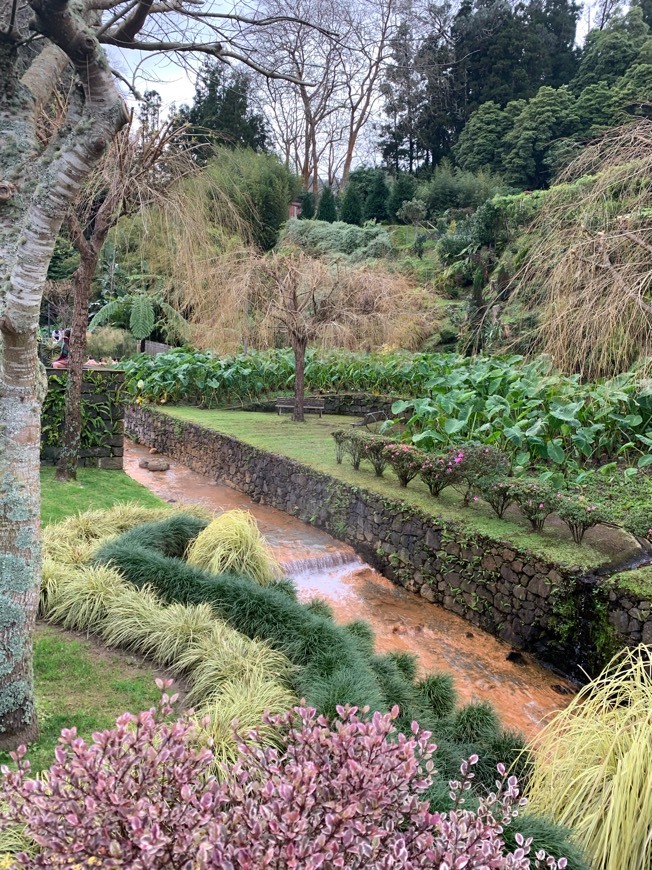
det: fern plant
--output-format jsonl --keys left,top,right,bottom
{"left": 89, "top": 292, "right": 188, "bottom": 349}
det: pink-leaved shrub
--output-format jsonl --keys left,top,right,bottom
{"left": 0, "top": 683, "right": 567, "bottom": 869}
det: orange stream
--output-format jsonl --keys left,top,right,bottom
{"left": 126, "top": 442, "right": 573, "bottom": 738}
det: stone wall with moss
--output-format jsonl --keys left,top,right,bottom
{"left": 126, "top": 405, "right": 651, "bottom": 675}
{"left": 41, "top": 369, "right": 124, "bottom": 469}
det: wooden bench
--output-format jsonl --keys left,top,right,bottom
{"left": 275, "top": 396, "right": 325, "bottom": 417}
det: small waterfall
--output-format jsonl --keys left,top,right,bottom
{"left": 279, "top": 551, "right": 362, "bottom": 577}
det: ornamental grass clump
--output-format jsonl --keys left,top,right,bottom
{"left": 178, "top": 624, "right": 295, "bottom": 706}
{"left": 43, "top": 565, "right": 129, "bottom": 631}
{"left": 382, "top": 442, "right": 423, "bottom": 487}
{"left": 196, "top": 677, "right": 297, "bottom": 767}
{"left": 185, "top": 510, "right": 281, "bottom": 586}
{"left": 526, "top": 645, "right": 652, "bottom": 870}
{"left": 508, "top": 479, "right": 557, "bottom": 531}
{"left": 556, "top": 494, "right": 607, "bottom": 543}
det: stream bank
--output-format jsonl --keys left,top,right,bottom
{"left": 126, "top": 441, "right": 573, "bottom": 739}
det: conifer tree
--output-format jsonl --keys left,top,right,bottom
{"left": 364, "top": 173, "right": 390, "bottom": 222}
{"left": 339, "top": 185, "right": 363, "bottom": 225}
{"left": 388, "top": 174, "right": 418, "bottom": 221}
{"left": 298, "top": 190, "right": 315, "bottom": 219}
{"left": 317, "top": 187, "right": 338, "bottom": 222}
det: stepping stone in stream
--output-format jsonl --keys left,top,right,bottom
{"left": 138, "top": 458, "right": 170, "bottom": 472}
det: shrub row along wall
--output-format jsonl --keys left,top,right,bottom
{"left": 42, "top": 369, "right": 125, "bottom": 469}
{"left": 126, "top": 406, "right": 652, "bottom": 674}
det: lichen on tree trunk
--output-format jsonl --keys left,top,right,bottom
{"left": 0, "top": 0, "right": 128, "bottom": 748}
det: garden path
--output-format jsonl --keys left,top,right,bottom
{"left": 125, "top": 441, "right": 574, "bottom": 738}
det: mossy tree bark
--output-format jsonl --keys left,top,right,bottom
{"left": 0, "top": 0, "right": 128, "bottom": 749}
{"left": 0, "top": 0, "right": 314, "bottom": 749}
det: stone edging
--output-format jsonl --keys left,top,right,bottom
{"left": 125, "top": 405, "right": 652, "bottom": 676}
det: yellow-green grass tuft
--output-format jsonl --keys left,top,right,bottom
{"left": 178, "top": 624, "right": 295, "bottom": 705}
{"left": 98, "top": 585, "right": 165, "bottom": 653}
{"left": 197, "top": 675, "right": 297, "bottom": 767}
{"left": 44, "top": 565, "right": 128, "bottom": 631}
{"left": 101, "top": 591, "right": 216, "bottom": 666}
{"left": 186, "top": 510, "right": 281, "bottom": 586}
{"left": 0, "top": 823, "right": 34, "bottom": 860}
{"left": 527, "top": 644, "right": 652, "bottom": 870}
{"left": 42, "top": 527, "right": 98, "bottom": 567}
{"left": 39, "top": 558, "right": 70, "bottom": 616}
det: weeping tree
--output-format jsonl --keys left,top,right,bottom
{"left": 0, "top": 0, "right": 315, "bottom": 750}
{"left": 56, "top": 120, "right": 196, "bottom": 482}
{"left": 240, "top": 250, "right": 428, "bottom": 421}
{"left": 510, "top": 121, "right": 652, "bottom": 378}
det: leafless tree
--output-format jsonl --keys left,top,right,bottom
{"left": 255, "top": 0, "right": 402, "bottom": 191}
{"left": 0, "top": 0, "right": 318, "bottom": 749}
{"left": 55, "top": 118, "right": 203, "bottom": 483}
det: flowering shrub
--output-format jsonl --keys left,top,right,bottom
{"left": 455, "top": 444, "right": 511, "bottom": 504}
{"left": 556, "top": 494, "right": 607, "bottom": 543}
{"left": 359, "top": 433, "right": 390, "bottom": 477}
{"left": 419, "top": 451, "right": 464, "bottom": 497}
{"left": 508, "top": 480, "right": 557, "bottom": 531}
{"left": 479, "top": 478, "right": 514, "bottom": 519}
{"left": 0, "top": 693, "right": 568, "bottom": 869}
{"left": 383, "top": 442, "right": 423, "bottom": 487}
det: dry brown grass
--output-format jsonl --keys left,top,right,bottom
{"left": 511, "top": 121, "right": 652, "bottom": 378}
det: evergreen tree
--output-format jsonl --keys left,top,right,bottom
{"left": 364, "top": 173, "right": 390, "bottom": 222}
{"left": 572, "top": 7, "right": 651, "bottom": 91}
{"left": 175, "top": 61, "right": 268, "bottom": 162}
{"left": 503, "top": 86, "right": 580, "bottom": 187}
{"left": 339, "top": 184, "right": 363, "bottom": 225}
{"left": 454, "top": 100, "right": 524, "bottom": 174}
{"left": 298, "top": 190, "right": 315, "bottom": 219}
{"left": 317, "top": 186, "right": 337, "bottom": 222}
{"left": 388, "top": 174, "right": 418, "bottom": 222}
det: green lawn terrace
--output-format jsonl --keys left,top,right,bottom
{"left": 157, "top": 407, "right": 639, "bottom": 572}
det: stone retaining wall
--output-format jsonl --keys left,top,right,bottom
{"left": 126, "top": 405, "right": 651, "bottom": 671}
{"left": 42, "top": 369, "right": 124, "bottom": 469}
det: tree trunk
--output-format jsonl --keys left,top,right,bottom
{"left": 56, "top": 250, "right": 97, "bottom": 481}
{"left": 292, "top": 336, "right": 307, "bottom": 422}
{"left": 0, "top": 1, "right": 129, "bottom": 748}
{"left": 0, "top": 333, "right": 42, "bottom": 751}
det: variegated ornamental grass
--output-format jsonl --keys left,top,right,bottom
{"left": 527, "top": 645, "right": 652, "bottom": 870}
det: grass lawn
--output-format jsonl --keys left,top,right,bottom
{"left": 41, "top": 466, "right": 164, "bottom": 526}
{"left": 0, "top": 625, "right": 167, "bottom": 773}
{"left": 13, "top": 469, "right": 169, "bottom": 770}
{"left": 159, "top": 407, "right": 630, "bottom": 569}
